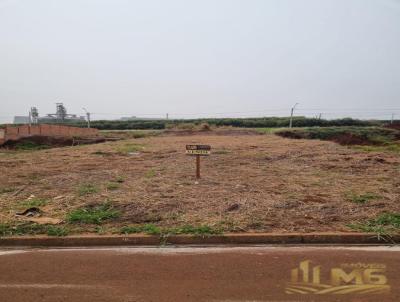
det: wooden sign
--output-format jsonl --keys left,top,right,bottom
{"left": 185, "top": 145, "right": 211, "bottom": 156}
{"left": 185, "top": 145, "right": 211, "bottom": 179}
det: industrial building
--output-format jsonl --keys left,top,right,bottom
{"left": 13, "top": 103, "right": 86, "bottom": 124}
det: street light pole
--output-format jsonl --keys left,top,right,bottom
{"left": 289, "top": 103, "right": 299, "bottom": 128}
{"left": 28, "top": 109, "right": 32, "bottom": 127}
{"left": 82, "top": 108, "right": 90, "bottom": 128}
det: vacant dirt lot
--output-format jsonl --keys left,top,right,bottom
{"left": 1, "top": 130, "right": 400, "bottom": 233}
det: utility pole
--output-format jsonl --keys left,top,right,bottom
{"left": 166, "top": 113, "right": 169, "bottom": 120}
{"left": 289, "top": 103, "right": 299, "bottom": 128}
{"left": 82, "top": 108, "right": 91, "bottom": 128}
{"left": 391, "top": 113, "right": 395, "bottom": 124}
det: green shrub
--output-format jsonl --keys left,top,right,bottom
{"left": 116, "top": 143, "right": 143, "bottom": 154}
{"left": 20, "top": 198, "right": 48, "bottom": 208}
{"left": 348, "top": 212, "right": 400, "bottom": 234}
{"left": 106, "top": 182, "right": 120, "bottom": 190}
{"left": 0, "top": 223, "right": 46, "bottom": 236}
{"left": 144, "top": 169, "right": 156, "bottom": 178}
{"left": 171, "top": 225, "right": 222, "bottom": 235}
{"left": 77, "top": 183, "right": 99, "bottom": 196}
{"left": 119, "top": 224, "right": 222, "bottom": 236}
{"left": 0, "top": 187, "right": 15, "bottom": 194}
{"left": 67, "top": 203, "right": 120, "bottom": 224}
{"left": 46, "top": 226, "right": 69, "bottom": 236}
{"left": 0, "top": 223, "right": 69, "bottom": 237}
{"left": 346, "top": 193, "right": 380, "bottom": 204}
{"left": 375, "top": 213, "right": 400, "bottom": 228}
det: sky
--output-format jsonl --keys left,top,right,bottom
{"left": 0, "top": 0, "right": 400, "bottom": 123}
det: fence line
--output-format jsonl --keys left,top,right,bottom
{"left": 0, "top": 124, "right": 98, "bottom": 145}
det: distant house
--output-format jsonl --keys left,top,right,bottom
{"left": 13, "top": 116, "right": 30, "bottom": 124}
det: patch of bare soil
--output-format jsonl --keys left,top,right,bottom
{"left": 277, "top": 130, "right": 375, "bottom": 145}
{"left": 1, "top": 136, "right": 106, "bottom": 149}
{"left": 0, "top": 134, "right": 399, "bottom": 233}
{"left": 332, "top": 133, "right": 373, "bottom": 145}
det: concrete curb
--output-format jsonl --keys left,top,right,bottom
{"left": 0, "top": 233, "right": 398, "bottom": 247}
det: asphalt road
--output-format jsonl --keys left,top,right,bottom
{"left": 0, "top": 245, "right": 399, "bottom": 302}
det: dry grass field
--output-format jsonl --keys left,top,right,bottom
{"left": 0, "top": 129, "right": 399, "bottom": 236}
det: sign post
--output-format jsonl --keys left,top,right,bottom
{"left": 186, "top": 145, "right": 211, "bottom": 179}
{"left": 196, "top": 155, "right": 201, "bottom": 179}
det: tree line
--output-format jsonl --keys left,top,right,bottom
{"left": 6, "top": 117, "right": 389, "bottom": 130}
